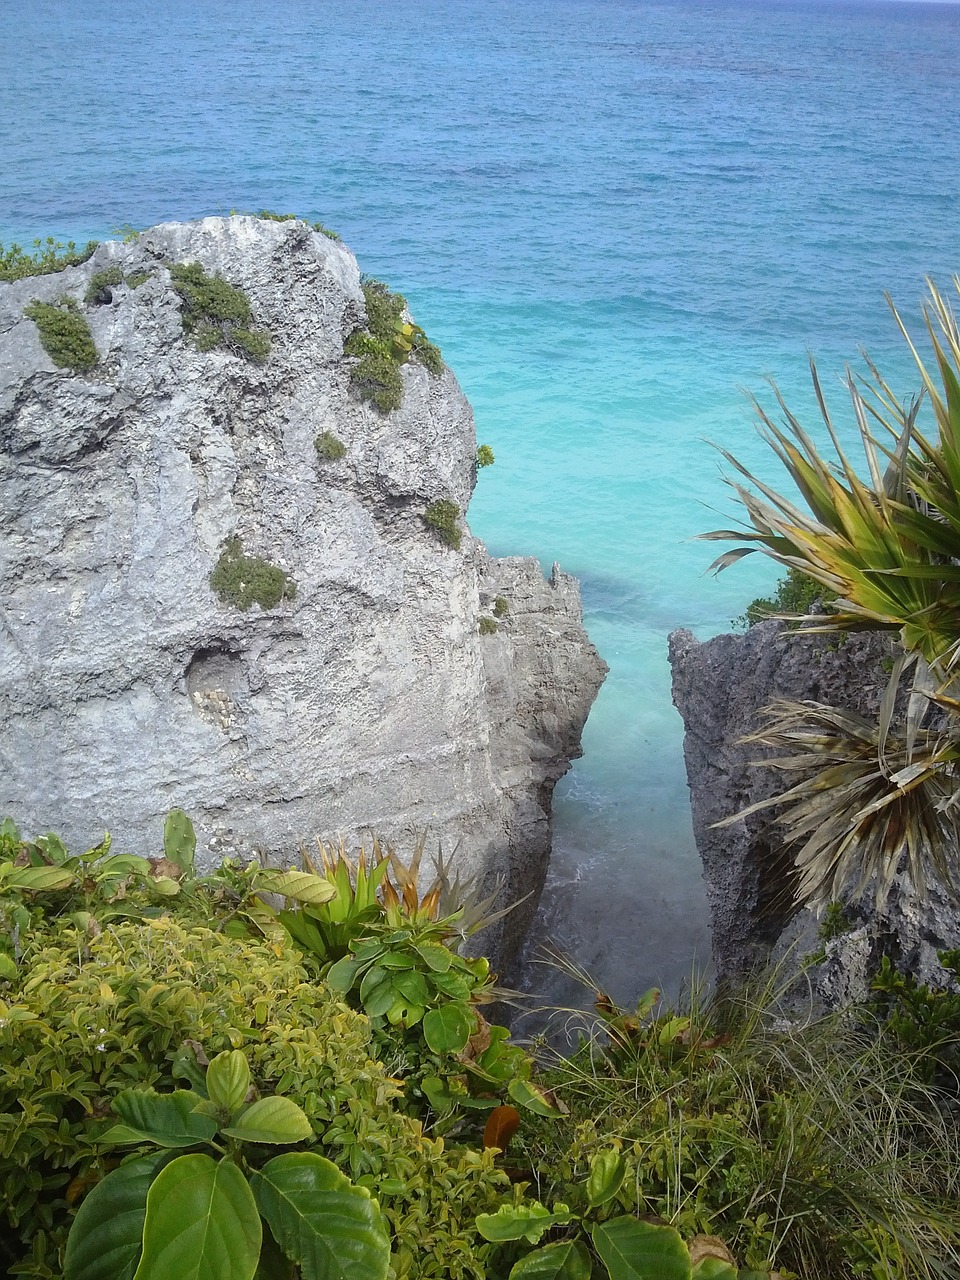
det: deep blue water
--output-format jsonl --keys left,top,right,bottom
{"left": 3, "top": 0, "right": 960, "bottom": 1005}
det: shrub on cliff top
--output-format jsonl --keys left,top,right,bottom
{"left": 1, "top": 237, "right": 98, "bottom": 282}
{"left": 345, "top": 278, "right": 443, "bottom": 414}
{"left": 23, "top": 297, "right": 98, "bottom": 372}
{"left": 169, "top": 260, "right": 271, "bottom": 363}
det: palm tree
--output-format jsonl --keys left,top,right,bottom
{"left": 704, "top": 278, "right": 960, "bottom": 908}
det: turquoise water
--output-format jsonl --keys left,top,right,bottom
{"left": 3, "top": 0, "right": 960, "bottom": 1003}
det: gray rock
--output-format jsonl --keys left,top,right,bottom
{"left": 0, "top": 216, "right": 606, "bottom": 970}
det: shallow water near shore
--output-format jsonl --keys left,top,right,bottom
{"left": 2, "top": 0, "right": 960, "bottom": 1010}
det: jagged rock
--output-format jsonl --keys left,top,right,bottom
{"left": 669, "top": 621, "right": 911, "bottom": 986}
{"left": 0, "top": 216, "right": 606, "bottom": 969}
{"left": 671, "top": 620, "right": 960, "bottom": 999}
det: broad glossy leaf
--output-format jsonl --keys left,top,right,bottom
{"left": 508, "top": 1078, "right": 566, "bottom": 1117}
{"left": 5, "top": 864, "right": 75, "bottom": 890}
{"left": 222, "top": 1096, "right": 313, "bottom": 1144}
{"left": 325, "top": 955, "right": 366, "bottom": 992}
{"left": 413, "top": 941, "right": 452, "bottom": 972}
{"left": 586, "top": 1149, "right": 626, "bottom": 1208}
{"left": 133, "top": 1154, "right": 260, "bottom": 1280}
{"left": 592, "top": 1218, "right": 691, "bottom": 1280}
{"left": 476, "top": 1202, "right": 573, "bottom": 1245}
{"left": 251, "top": 1152, "right": 390, "bottom": 1280}
{"left": 206, "top": 1050, "right": 250, "bottom": 1113}
{"left": 422, "top": 1002, "right": 473, "bottom": 1054}
{"left": 108, "top": 1089, "right": 217, "bottom": 1148}
{"left": 254, "top": 869, "right": 337, "bottom": 907}
{"left": 509, "top": 1240, "right": 593, "bottom": 1279}
{"left": 361, "top": 976, "right": 399, "bottom": 1019}
{"left": 64, "top": 1153, "right": 171, "bottom": 1280}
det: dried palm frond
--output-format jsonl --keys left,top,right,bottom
{"left": 719, "top": 697, "right": 960, "bottom": 909}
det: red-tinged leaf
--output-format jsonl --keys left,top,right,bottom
{"left": 483, "top": 1105, "right": 520, "bottom": 1151}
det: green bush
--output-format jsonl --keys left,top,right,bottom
{"left": 83, "top": 266, "right": 123, "bottom": 304}
{"left": 736, "top": 566, "right": 838, "bottom": 629}
{"left": 479, "top": 616, "right": 498, "bottom": 636}
{"left": 210, "top": 536, "right": 296, "bottom": 611}
{"left": 477, "top": 444, "right": 495, "bottom": 469}
{"left": 125, "top": 270, "right": 151, "bottom": 289}
{"left": 423, "top": 500, "right": 462, "bottom": 551}
{"left": 315, "top": 430, "right": 348, "bottom": 462}
{"left": 493, "top": 596, "right": 509, "bottom": 619}
{"left": 23, "top": 298, "right": 98, "bottom": 372}
{"left": 0, "top": 238, "right": 97, "bottom": 282}
{"left": 514, "top": 980, "right": 960, "bottom": 1280}
{"left": 345, "top": 279, "right": 443, "bottom": 414}
{"left": 168, "top": 261, "right": 271, "bottom": 363}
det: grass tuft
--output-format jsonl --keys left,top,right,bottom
{"left": 210, "top": 536, "right": 296, "bottom": 611}
{"left": 169, "top": 261, "right": 271, "bottom": 363}
{"left": 23, "top": 298, "right": 98, "bottom": 372}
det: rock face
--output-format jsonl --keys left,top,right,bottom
{"left": 0, "top": 216, "right": 606, "bottom": 968}
{"left": 669, "top": 621, "right": 892, "bottom": 983}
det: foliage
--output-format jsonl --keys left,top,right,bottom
{"left": 0, "top": 237, "right": 98, "bottom": 282}
{"left": 494, "top": 597, "right": 510, "bottom": 619}
{"left": 479, "top": 617, "right": 499, "bottom": 635}
{"left": 870, "top": 950, "right": 960, "bottom": 1082}
{"left": 251, "top": 211, "right": 341, "bottom": 239}
{"left": 126, "top": 270, "right": 151, "bottom": 289}
{"left": 423, "top": 499, "right": 462, "bottom": 550}
{"left": 84, "top": 267, "right": 123, "bottom": 304}
{"left": 512, "top": 973, "right": 960, "bottom": 1280}
{"left": 62, "top": 1049, "right": 390, "bottom": 1280}
{"left": 734, "top": 567, "right": 837, "bottom": 630}
{"left": 345, "top": 279, "right": 443, "bottom": 413}
{"left": 168, "top": 261, "right": 271, "bottom": 363}
{"left": 23, "top": 298, "right": 98, "bottom": 372}
{"left": 477, "top": 445, "right": 496, "bottom": 469}
{"left": 702, "top": 279, "right": 960, "bottom": 908}
{"left": 315, "top": 430, "right": 347, "bottom": 462}
{"left": 210, "top": 536, "right": 297, "bottom": 611}
{"left": 0, "top": 841, "right": 512, "bottom": 1279}
{"left": 477, "top": 1161, "right": 764, "bottom": 1279}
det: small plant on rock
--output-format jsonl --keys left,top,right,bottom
{"left": 210, "top": 536, "right": 296, "bottom": 611}
{"left": 84, "top": 265, "right": 123, "bottom": 304}
{"left": 479, "top": 616, "right": 498, "bottom": 636}
{"left": 477, "top": 444, "right": 495, "bottom": 468}
{"left": 169, "top": 261, "right": 271, "bottom": 363}
{"left": 493, "top": 596, "right": 509, "bottom": 618}
{"left": 315, "top": 430, "right": 347, "bottom": 462}
{"left": 1, "top": 237, "right": 98, "bottom": 282}
{"left": 345, "top": 279, "right": 443, "bottom": 414}
{"left": 423, "top": 499, "right": 462, "bottom": 550}
{"left": 23, "top": 297, "right": 98, "bottom": 372}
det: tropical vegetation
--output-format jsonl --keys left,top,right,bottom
{"left": 704, "top": 278, "right": 960, "bottom": 909}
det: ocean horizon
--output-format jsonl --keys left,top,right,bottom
{"left": 3, "top": 0, "right": 959, "bottom": 1007}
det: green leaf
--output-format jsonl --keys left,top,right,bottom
{"left": 0, "top": 952, "right": 17, "bottom": 981}
{"left": 206, "top": 1051, "right": 251, "bottom": 1114}
{"left": 591, "top": 1218, "right": 691, "bottom": 1280}
{"left": 5, "top": 864, "right": 75, "bottom": 890}
{"left": 133, "top": 1154, "right": 261, "bottom": 1280}
{"left": 254, "top": 869, "right": 337, "bottom": 907}
{"left": 325, "top": 955, "right": 366, "bottom": 993}
{"left": 509, "top": 1240, "right": 593, "bottom": 1279}
{"left": 171, "top": 1044, "right": 209, "bottom": 1097}
{"left": 108, "top": 1089, "right": 218, "bottom": 1148}
{"left": 163, "top": 809, "right": 196, "bottom": 875}
{"left": 690, "top": 1262, "right": 738, "bottom": 1279}
{"left": 422, "top": 1002, "right": 474, "bottom": 1054}
{"left": 64, "top": 1153, "right": 172, "bottom": 1280}
{"left": 508, "top": 1078, "right": 566, "bottom": 1117}
{"left": 476, "top": 1202, "right": 574, "bottom": 1245}
{"left": 222, "top": 1096, "right": 314, "bottom": 1144}
{"left": 413, "top": 941, "right": 453, "bottom": 972}
{"left": 255, "top": 1223, "right": 296, "bottom": 1280}
{"left": 587, "top": 1149, "right": 626, "bottom": 1208}
{"left": 251, "top": 1151, "right": 390, "bottom": 1280}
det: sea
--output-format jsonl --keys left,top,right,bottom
{"left": 2, "top": 0, "right": 959, "bottom": 1015}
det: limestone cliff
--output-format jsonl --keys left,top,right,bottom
{"left": 0, "top": 216, "right": 606, "bottom": 968}
{"left": 669, "top": 622, "right": 960, "bottom": 997}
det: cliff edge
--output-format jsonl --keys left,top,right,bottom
{"left": 0, "top": 216, "right": 606, "bottom": 967}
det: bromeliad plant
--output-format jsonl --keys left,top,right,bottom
{"left": 702, "top": 278, "right": 960, "bottom": 908}
{"left": 63, "top": 1048, "right": 390, "bottom": 1280}
{"left": 476, "top": 1149, "right": 777, "bottom": 1280}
